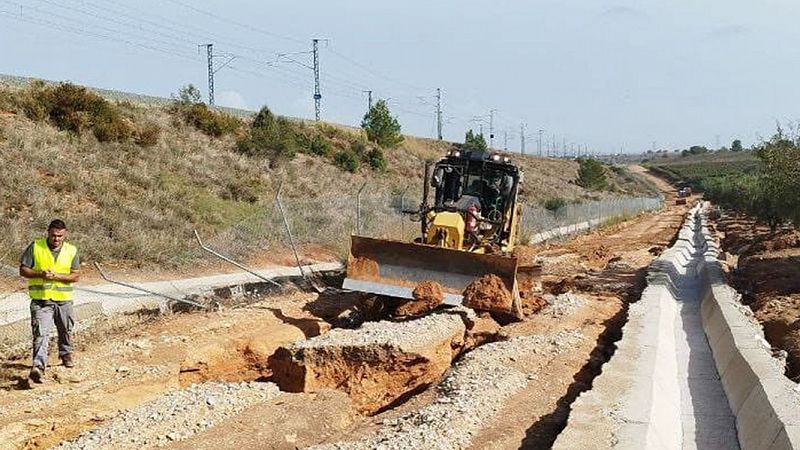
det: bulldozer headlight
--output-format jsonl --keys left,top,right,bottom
{"left": 451, "top": 150, "right": 461, "bottom": 157}
{"left": 503, "top": 157, "right": 510, "bottom": 163}
{"left": 492, "top": 154, "right": 501, "bottom": 161}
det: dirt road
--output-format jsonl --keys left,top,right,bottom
{"left": 0, "top": 167, "right": 689, "bottom": 449}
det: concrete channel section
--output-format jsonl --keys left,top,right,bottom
{"left": 555, "top": 204, "right": 800, "bottom": 449}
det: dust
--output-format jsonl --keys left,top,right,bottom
{"left": 462, "top": 274, "right": 513, "bottom": 314}
{"left": 395, "top": 281, "right": 444, "bottom": 318}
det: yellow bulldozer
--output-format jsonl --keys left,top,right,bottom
{"left": 343, "top": 149, "right": 539, "bottom": 318}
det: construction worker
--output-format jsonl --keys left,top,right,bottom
{"left": 19, "top": 219, "right": 80, "bottom": 383}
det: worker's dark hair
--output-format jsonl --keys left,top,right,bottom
{"left": 48, "top": 219, "right": 67, "bottom": 231}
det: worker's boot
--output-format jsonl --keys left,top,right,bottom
{"left": 62, "top": 354, "right": 75, "bottom": 368}
{"left": 29, "top": 366, "right": 44, "bottom": 384}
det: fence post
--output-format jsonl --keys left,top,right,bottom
{"left": 356, "top": 181, "right": 367, "bottom": 235}
{"left": 275, "top": 181, "right": 305, "bottom": 279}
{"left": 400, "top": 187, "right": 409, "bottom": 240}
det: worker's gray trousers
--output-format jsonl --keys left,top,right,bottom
{"left": 30, "top": 299, "right": 74, "bottom": 369}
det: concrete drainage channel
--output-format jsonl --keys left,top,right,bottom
{"left": 555, "top": 203, "right": 800, "bottom": 450}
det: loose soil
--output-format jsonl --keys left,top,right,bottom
{"left": 462, "top": 274, "right": 513, "bottom": 314}
{"left": 0, "top": 166, "right": 688, "bottom": 449}
{"left": 717, "top": 213, "right": 800, "bottom": 381}
{"left": 394, "top": 280, "right": 444, "bottom": 318}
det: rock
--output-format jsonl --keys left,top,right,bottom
{"left": 269, "top": 313, "right": 467, "bottom": 414}
{"left": 394, "top": 280, "right": 444, "bottom": 318}
{"left": 462, "top": 274, "right": 513, "bottom": 314}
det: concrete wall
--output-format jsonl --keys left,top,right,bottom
{"left": 554, "top": 203, "right": 800, "bottom": 449}
{"left": 553, "top": 205, "right": 703, "bottom": 449}
{"left": 697, "top": 211, "right": 800, "bottom": 450}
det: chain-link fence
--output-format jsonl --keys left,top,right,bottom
{"left": 172, "top": 189, "right": 663, "bottom": 273}
{"left": 520, "top": 195, "right": 663, "bottom": 242}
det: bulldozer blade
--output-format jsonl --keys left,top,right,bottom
{"left": 343, "top": 235, "right": 519, "bottom": 307}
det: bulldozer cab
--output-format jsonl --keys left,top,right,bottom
{"left": 428, "top": 149, "right": 521, "bottom": 251}
{"left": 343, "top": 149, "right": 529, "bottom": 315}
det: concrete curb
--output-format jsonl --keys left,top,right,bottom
{"left": 554, "top": 205, "right": 703, "bottom": 449}
{"left": 0, "top": 262, "right": 342, "bottom": 351}
{"left": 697, "top": 209, "right": 800, "bottom": 450}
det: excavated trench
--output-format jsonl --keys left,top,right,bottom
{"left": 170, "top": 259, "right": 661, "bottom": 448}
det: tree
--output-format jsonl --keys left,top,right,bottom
{"left": 576, "top": 157, "right": 608, "bottom": 191}
{"left": 731, "top": 139, "right": 743, "bottom": 152}
{"left": 755, "top": 134, "right": 800, "bottom": 229}
{"left": 463, "top": 129, "right": 487, "bottom": 151}
{"left": 173, "top": 84, "right": 202, "bottom": 105}
{"left": 361, "top": 99, "right": 403, "bottom": 147}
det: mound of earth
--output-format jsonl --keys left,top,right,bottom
{"left": 462, "top": 274, "right": 513, "bottom": 314}
{"left": 395, "top": 280, "right": 444, "bottom": 318}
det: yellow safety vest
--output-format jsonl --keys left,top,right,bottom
{"left": 28, "top": 239, "right": 77, "bottom": 301}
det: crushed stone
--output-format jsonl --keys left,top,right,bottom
{"left": 312, "top": 329, "right": 583, "bottom": 450}
{"left": 56, "top": 381, "right": 280, "bottom": 450}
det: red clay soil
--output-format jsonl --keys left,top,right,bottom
{"left": 395, "top": 281, "right": 444, "bottom": 318}
{"left": 520, "top": 295, "right": 548, "bottom": 317}
{"left": 462, "top": 274, "right": 513, "bottom": 314}
{"left": 719, "top": 216, "right": 800, "bottom": 381}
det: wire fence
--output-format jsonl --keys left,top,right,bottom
{"left": 177, "top": 190, "right": 664, "bottom": 271}
{"left": 520, "top": 196, "right": 663, "bottom": 240}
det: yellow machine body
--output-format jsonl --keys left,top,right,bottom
{"left": 425, "top": 211, "right": 465, "bottom": 250}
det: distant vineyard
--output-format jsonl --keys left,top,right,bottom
{"left": 649, "top": 159, "right": 760, "bottom": 187}
{"left": 652, "top": 140, "right": 798, "bottom": 230}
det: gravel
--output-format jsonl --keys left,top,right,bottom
{"left": 313, "top": 329, "right": 584, "bottom": 450}
{"left": 289, "top": 311, "right": 467, "bottom": 352}
{"left": 56, "top": 381, "right": 280, "bottom": 450}
{"left": 540, "top": 293, "right": 587, "bottom": 318}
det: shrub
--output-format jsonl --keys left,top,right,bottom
{"left": 366, "top": 147, "right": 387, "bottom": 171}
{"left": 169, "top": 85, "right": 241, "bottom": 137}
{"left": 350, "top": 139, "right": 368, "bottom": 158}
{"left": 361, "top": 99, "right": 403, "bottom": 147}
{"left": 576, "top": 158, "right": 608, "bottom": 191}
{"left": 92, "top": 107, "right": 134, "bottom": 142}
{"left": 38, "top": 83, "right": 106, "bottom": 133}
{"left": 173, "top": 84, "right": 203, "bottom": 105}
{"left": 309, "top": 135, "right": 331, "bottom": 156}
{"left": 235, "top": 106, "right": 301, "bottom": 166}
{"left": 135, "top": 122, "right": 161, "bottom": 147}
{"left": 181, "top": 103, "right": 241, "bottom": 137}
{"left": 334, "top": 149, "right": 360, "bottom": 173}
{"left": 543, "top": 197, "right": 567, "bottom": 212}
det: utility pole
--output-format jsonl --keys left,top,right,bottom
{"left": 562, "top": 138, "right": 567, "bottom": 157}
{"left": 551, "top": 134, "right": 556, "bottom": 157}
{"left": 202, "top": 43, "right": 214, "bottom": 106}
{"left": 520, "top": 123, "right": 526, "bottom": 154}
{"left": 538, "top": 129, "right": 543, "bottom": 157}
{"left": 504, "top": 131, "right": 508, "bottom": 151}
{"left": 436, "top": 88, "right": 443, "bottom": 140}
{"left": 312, "top": 38, "right": 322, "bottom": 121}
{"left": 363, "top": 90, "right": 373, "bottom": 110}
{"left": 489, "top": 109, "right": 496, "bottom": 148}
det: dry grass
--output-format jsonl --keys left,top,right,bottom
{"left": 0, "top": 83, "right": 652, "bottom": 271}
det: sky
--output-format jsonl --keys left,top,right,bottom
{"left": 3, "top": 0, "right": 800, "bottom": 154}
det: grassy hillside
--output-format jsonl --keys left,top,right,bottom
{"left": 0, "top": 78, "right": 651, "bottom": 270}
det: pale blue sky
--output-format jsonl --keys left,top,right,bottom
{"left": 3, "top": 0, "right": 800, "bottom": 153}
